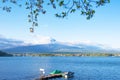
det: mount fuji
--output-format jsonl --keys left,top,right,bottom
{"left": 0, "top": 36, "right": 119, "bottom": 53}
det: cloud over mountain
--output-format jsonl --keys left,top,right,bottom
{"left": 25, "top": 34, "right": 56, "bottom": 44}
{"left": 0, "top": 35, "right": 26, "bottom": 50}
{"left": 0, "top": 34, "right": 119, "bottom": 53}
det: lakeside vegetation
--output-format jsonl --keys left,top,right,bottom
{"left": 1, "top": 51, "right": 120, "bottom": 57}
{"left": 11, "top": 52, "right": 120, "bottom": 57}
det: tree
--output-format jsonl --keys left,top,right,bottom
{"left": 0, "top": 0, "right": 110, "bottom": 32}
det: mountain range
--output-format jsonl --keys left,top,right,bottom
{"left": 0, "top": 37, "right": 120, "bottom": 53}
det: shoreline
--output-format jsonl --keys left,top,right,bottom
{"left": 10, "top": 53, "right": 120, "bottom": 57}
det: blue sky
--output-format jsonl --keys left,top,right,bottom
{"left": 0, "top": 0, "right": 120, "bottom": 48}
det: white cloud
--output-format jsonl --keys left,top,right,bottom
{"left": 66, "top": 40, "right": 97, "bottom": 45}
{"left": 63, "top": 40, "right": 112, "bottom": 49}
{"left": 1, "top": 34, "right": 119, "bottom": 49}
{"left": 0, "top": 34, "right": 5, "bottom": 38}
{"left": 0, "top": 34, "right": 27, "bottom": 49}
{"left": 25, "top": 34, "right": 56, "bottom": 44}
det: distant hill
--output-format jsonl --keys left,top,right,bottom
{"left": 2, "top": 43, "right": 81, "bottom": 53}
{"left": 2, "top": 43, "right": 117, "bottom": 54}
{"left": 0, "top": 36, "right": 120, "bottom": 54}
{"left": 0, "top": 50, "right": 12, "bottom": 56}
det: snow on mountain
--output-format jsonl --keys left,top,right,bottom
{"left": 0, "top": 35, "right": 119, "bottom": 53}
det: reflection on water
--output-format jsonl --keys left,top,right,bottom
{"left": 0, "top": 57, "right": 120, "bottom": 80}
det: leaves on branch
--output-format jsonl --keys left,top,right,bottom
{"left": 0, "top": 0, "right": 110, "bottom": 32}
{"left": 53, "top": 0, "right": 110, "bottom": 20}
{"left": 59, "top": 0, "right": 64, "bottom": 6}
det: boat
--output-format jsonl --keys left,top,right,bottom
{"left": 36, "top": 69, "right": 74, "bottom": 80}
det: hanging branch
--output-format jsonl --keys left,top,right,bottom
{"left": 0, "top": 0, "right": 110, "bottom": 32}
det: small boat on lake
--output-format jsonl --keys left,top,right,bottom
{"left": 36, "top": 69, "right": 74, "bottom": 80}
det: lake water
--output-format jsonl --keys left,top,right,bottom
{"left": 0, "top": 57, "right": 120, "bottom": 80}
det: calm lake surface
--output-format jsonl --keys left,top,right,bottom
{"left": 0, "top": 57, "right": 120, "bottom": 80}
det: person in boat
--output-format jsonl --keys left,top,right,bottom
{"left": 40, "top": 69, "right": 45, "bottom": 76}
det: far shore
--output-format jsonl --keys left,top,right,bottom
{"left": 7, "top": 53, "right": 120, "bottom": 57}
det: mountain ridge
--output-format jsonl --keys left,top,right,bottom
{"left": 2, "top": 43, "right": 119, "bottom": 53}
{"left": 0, "top": 36, "right": 120, "bottom": 53}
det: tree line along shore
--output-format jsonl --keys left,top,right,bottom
{"left": 11, "top": 53, "right": 120, "bottom": 57}
{"left": 1, "top": 50, "right": 120, "bottom": 57}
